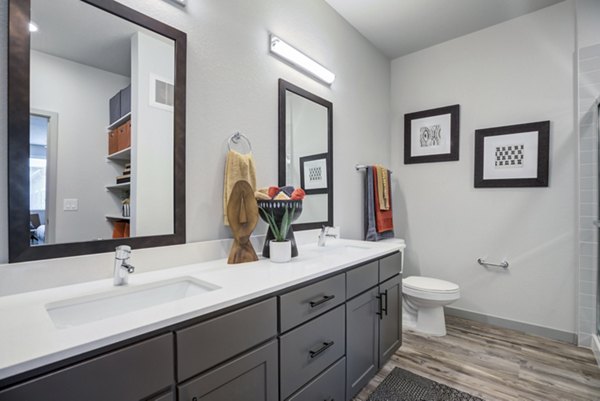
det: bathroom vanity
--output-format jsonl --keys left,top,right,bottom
{"left": 0, "top": 239, "right": 404, "bottom": 401}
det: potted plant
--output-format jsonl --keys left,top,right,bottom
{"left": 260, "top": 204, "right": 295, "bottom": 263}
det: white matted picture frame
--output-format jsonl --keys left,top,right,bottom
{"left": 404, "top": 104, "right": 460, "bottom": 164}
{"left": 474, "top": 121, "right": 550, "bottom": 188}
{"left": 299, "top": 153, "right": 328, "bottom": 194}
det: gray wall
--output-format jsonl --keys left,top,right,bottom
{"left": 0, "top": 0, "right": 392, "bottom": 262}
{"left": 30, "top": 50, "right": 130, "bottom": 243}
{"left": 131, "top": 31, "right": 175, "bottom": 237}
{"left": 390, "top": 2, "right": 577, "bottom": 334}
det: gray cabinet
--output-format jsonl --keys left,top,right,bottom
{"left": 178, "top": 340, "right": 278, "bottom": 401}
{"left": 0, "top": 334, "right": 174, "bottom": 401}
{"left": 379, "top": 252, "right": 402, "bottom": 282}
{"left": 151, "top": 392, "right": 175, "bottom": 401}
{"left": 280, "top": 305, "right": 346, "bottom": 400}
{"left": 379, "top": 275, "right": 402, "bottom": 364}
{"left": 0, "top": 252, "right": 402, "bottom": 401}
{"left": 176, "top": 298, "right": 277, "bottom": 381}
{"left": 346, "top": 252, "right": 403, "bottom": 401}
{"left": 346, "top": 287, "right": 380, "bottom": 399}
{"left": 346, "top": 260, "right": 378, "bottom": 299}
{"left": 287, "top": 357, "right": 346, "bottom": 401}
{"left": 279, "top": 273, "right": 345, "bottom": 332}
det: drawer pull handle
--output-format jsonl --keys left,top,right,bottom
{"left": 382, "top": 290, "right": 389, "bottom": 316}
{"left": 309, "top": 341, "right": 334, "bottom": 358}
{"left": 309, "top": 294, "right": 335, "bottom": 308}
{"left": 376, "top": 294, "right": 383, "bottom": 320}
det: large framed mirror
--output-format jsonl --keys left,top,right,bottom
{"left": 8, "top": 0, "right": 187, "bottom": 262}
{"left": 278, "top": 79, "right": 333, "bottom": 230}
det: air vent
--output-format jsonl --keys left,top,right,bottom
{"left": 149, "top": 74, "right": 174, "bottom": 111}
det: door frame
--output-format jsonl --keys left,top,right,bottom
{"left": 30, "top": 109, "right": 59, "bottom": 244}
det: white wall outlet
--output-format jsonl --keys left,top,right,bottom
{"left": 63, "top": 199, "right": 78, "bottom": 211}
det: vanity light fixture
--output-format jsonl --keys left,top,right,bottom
{"left": 270, "top": 35, "right": 335, "bottom": 85}
{"left": 28, "top": 22, "right": 38, "bottom": 32}
{"left": 165, "top": 0, "right": 186, "bottom": 6}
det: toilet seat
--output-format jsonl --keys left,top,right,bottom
{"left": 402, "top": 276, "right": 460, "bottom": 302}
{"left": 403, "top": 276, "right": 459, "bottom": 294}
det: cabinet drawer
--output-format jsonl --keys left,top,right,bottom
{"left": 279, "top": 274, "right": 345, "bottom": 332}
{"left": 178, "top": 340, "right": 278, "bottom": 401}
{"left": 280, "top": 305, "right": 346, "bottom": 400}
{"left": 176, "top": 298, "right": 277, "bottom": 382}
{"left": 379, "top": 252, "right": 402, "bottom": 282}
{"left": 346, "top": 260, "right": 378, "bottom": 299}
{"left": 152, "top": 391, "right": 174, "bottom": 401}
{"left": 0, "top": 334, "right": 173, "bottom": 401}
{"left": 287, "top": 357, "right": 345, "bottom": 401}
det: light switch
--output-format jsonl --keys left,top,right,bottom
{"left": 63, "top": 198, "right": 78, "bottom": 211}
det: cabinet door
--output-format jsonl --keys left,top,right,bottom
{"left": 178, "top": 340, "right": 278, "bottom": 401}
{"left": 0, "top": 334, "right": 174, "bottom": 401}
{"left": 379, "top": 275, "right": 402, "bottom": 366}
{"left": 346, "top": 287, "right": 379, "bottom": 401}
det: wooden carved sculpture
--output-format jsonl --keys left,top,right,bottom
{"left": 226, "top": 180, "right": 259, "bottom": 264}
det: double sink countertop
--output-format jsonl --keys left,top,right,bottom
{"left": 0, "top": 238, "right": 405, "bottom": 381}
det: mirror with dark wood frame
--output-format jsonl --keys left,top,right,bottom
{"left": 278, "top": 79, "right": 333, "bottom": 230}
{"left": 8, "top": 0, "right": 187, "bottom": 262}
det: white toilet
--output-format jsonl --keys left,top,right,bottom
{"left": 402, "top": 276, "right": 460, "bottom": 336}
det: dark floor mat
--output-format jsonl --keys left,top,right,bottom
{"left": 367, "top": 367, "right": 485, "bottom": 401}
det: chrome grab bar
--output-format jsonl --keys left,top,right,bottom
{"left": 477, "top": 258, "right": 509, "bottom": 269}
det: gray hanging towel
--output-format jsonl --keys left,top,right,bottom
{"left": 364, "top": 166, "right": 394, "bottom": 241}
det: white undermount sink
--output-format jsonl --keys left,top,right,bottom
{"left": 46, "top": 277, "right": 220, "bottom": 329}
{"left": 306, "top": 241, "right": 372, "bottom": 255}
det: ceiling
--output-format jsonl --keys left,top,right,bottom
{"left": 324, "top": 0, "right": 564, "bottom": 59}
{"left": 31, "top": 0, "right": 171, "bottom": 76}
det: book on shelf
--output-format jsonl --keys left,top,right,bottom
{"left": 116, "top": 175, "right": 131, "bottom": 184}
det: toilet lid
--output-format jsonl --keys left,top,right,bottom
{"left": 403, "top": 276, "right": 459, "bottom": 293}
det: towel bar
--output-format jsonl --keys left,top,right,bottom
{"left": 477, "top": 258, "right": 509, "bottom": 269}
{"left": 355, "top": 164, "right": 393, "bottom": 174}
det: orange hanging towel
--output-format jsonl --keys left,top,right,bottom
{"left": 373, "top": 167, "right": 394, "bottom": 233}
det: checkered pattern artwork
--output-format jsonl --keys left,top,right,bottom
{"left": 308, "top": 166, "right": 323, "bottom": 183}
{"left": 495, "top": 144, "right": 524, "bottom": 169}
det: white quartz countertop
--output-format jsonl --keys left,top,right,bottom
{"left": 0, "top": 238, "right": 405, "bottom": 381}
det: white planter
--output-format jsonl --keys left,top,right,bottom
{"left": 269, "top": 240, "right": 291, "bottom": 263}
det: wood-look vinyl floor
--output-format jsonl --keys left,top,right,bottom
{"left": 353, "top": 316, "right": 600, "bottom": 401}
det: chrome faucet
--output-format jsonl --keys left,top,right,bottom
{"left": 318, "top": 226, "right": 337, "bottom": 247}
{"left": 114, "top": 245, "right": 135, "bottom": 286}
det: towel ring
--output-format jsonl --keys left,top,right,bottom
{"left": 228, "top": 132, "right": 252, "bottom": 153}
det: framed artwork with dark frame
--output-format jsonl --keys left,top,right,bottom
{"left": 404, "top": 104, "right": 460, "bottom": 164}
{"left": 474, "top": 121, "right": 550, "bottom": 188}
{"left": 299, "top": 153, "right": 328, "bottom": 194}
